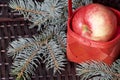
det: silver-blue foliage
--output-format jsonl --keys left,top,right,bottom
{"left": 7, "top": 25, "right": 67, "bottom": 80}
{"left": 8, "top": 38, "right": 42, "bottom": 80}
{"left": 7, "top": 38, "right": 35, "bottom": 58}
{"left": 9, "top": 0, "right": 67, "bottom": 31}
{"left": 72, "top": 0, "right": 93, "bottom": 9}
{"left": 76, "top": 60, "right": 113, "bottom": 80}
{"left": 43, "top": 39, "right": 66, "bottom": 74}
{"left": 111, "top": 59, "right": 120, "bottom": 79}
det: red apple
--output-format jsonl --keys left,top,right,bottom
{"left": 72, "top": 3, "right": 117, "bottom": 41}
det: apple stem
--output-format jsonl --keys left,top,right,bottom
{"left": 82, "top": 25, "right": 92, "bottom": 34}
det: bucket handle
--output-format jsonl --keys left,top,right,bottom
{"left": 68, "top": 0, "right": 73, "bottom": 18}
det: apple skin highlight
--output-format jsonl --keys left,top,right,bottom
{"left": 72, "top": 3, "right": 117, "bottom": 42}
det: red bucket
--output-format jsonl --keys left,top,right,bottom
{"left": 67, "top": 0, "right": 120, "bottom": 65}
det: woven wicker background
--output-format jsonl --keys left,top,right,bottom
{"left": 0, "top": 0, "right": 120, "bottom": 80}
{"left": 0, "top": 1, "right": 77, "bottom": 80}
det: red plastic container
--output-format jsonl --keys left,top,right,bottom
{"left": 67, "top": 0, "right": 120, "bottom": 65}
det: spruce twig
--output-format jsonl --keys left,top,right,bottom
{"left": 8, "top": 26, "right": 67, "bottom": 80}
{"left": 76, "top": 60, "right": 120, "bottom": 80}
{"left": 9, "top": 0, "right": 67, "bottom": 31}
{"left": 16, "top": 47, "right": 41, "bottom": 79}
{"left": 12, "top": 6, "right": 47, "bottom": 15}
{"left": 9, "top": 41, "right": 43, "bottom": 80}
{"left": 8, "top": 38, "right": 40, "bottom": 58}
{"left": 37, "top": 40, "right": 66, "bottom": 74}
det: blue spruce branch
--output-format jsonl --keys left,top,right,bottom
{"left": 76, "top": 60, "right": 120, "bottom": 80}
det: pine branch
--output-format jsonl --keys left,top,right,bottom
{"left": 76, "top": 60, "right": 113, "bottom": 80}
{"left": 72, "top": 0, "right": 93, "bottom": 9}
{"left": 55, "top": 31, "right": 66, "bottom": 50}
{"left": 16, "top": 47, "right": 41, "bottom": 79}
{"left": 53, "top": 25, "right": 67, "bottom": 52}
{"left": 7, "top": 38, "right": 37, "bottom": 58}
{"left": 43, "top": 39, "right": 67, "bottom": 74}
{"left": 7, "top": 25, "right": 55, "bottom": 58}
{"left": 7, "top": 25, "right": 67, "bottom": 79}
{"left": 9, "top": 0, "right": 48, "bottom": 31}
{"left": 76, "top": 60, "right": 120, "bottom": 80}
{"left": 10, "top": 41, "right": 43, "bottom": 80}
{"left": 7, "top": 38, "right": 48, "bottom": 59}
{"left": 9, "top": 0, "right": 67, "bottom": 31}
{"left": 11, "top": 5, "right": 46, "bottom": 15}
{"left": 9, "top": 0, "right": 44, "bottom": 17}
{"left": 111, "top": 59, "right": 120, "bottom": 79}
{"left": 8, "top": 29, "right": 53, "bottom": 80}
{"left": 36, "top": 25, "right": 67, "bottom": 74}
